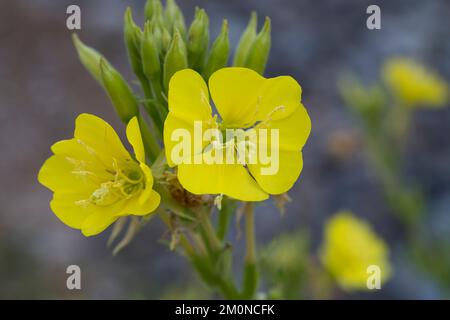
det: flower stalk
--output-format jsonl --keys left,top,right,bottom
{"left": 242, "top": 202, "right": 259, "bottom": 299}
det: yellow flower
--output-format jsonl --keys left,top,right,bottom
{"left": 38, "top": 114, "right": 160, "bottom": 236}
{"left": 320, "top": 211, "right": 391, "bottom": 291}
{"left": 163, "top": 67, "right": 311, "bottom": 201}
{"left": 382, "top": 57, "right": 448, "bottom": 108}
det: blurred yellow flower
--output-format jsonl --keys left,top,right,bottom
{"left": 382, "top": 57, "right": 448, "bottom": 108}
{"left": 320, "top": 211, "right": 391, "bottom": 291}
{"left": 164, "top": 67, "right": 311, "bottom": 201}
{"left": 38, "top": 114, "right": 160, "bottom": 236}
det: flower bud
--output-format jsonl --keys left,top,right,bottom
{"left": 99, "top": 59, "right": 139, "bottom": 123}
{"left": 144, "top": 0, "right": 163, "bottom": 21}
{"left": 142, "top": 22, "right": 161, "bottom": 78}
{"left": 163, "top": 29, "right": 188, "bottom": 91}
{"left": 244, "top": 17, "right": 271, "bottom": 75}
{"left": 124, "top": 7, "right": 145, "bottom": 80}
{"left": 187, "top": 8, "right": 209, "bottom": 71}
{"left": 142, "top": 22, "right": 167, "bottom": 118}
{"left": 72, "top": 34, "right": 107, "bottom": 85}
{"left": 165, "top": 0, "right": 186, "bottom": 37}
{"left": 204, "top": 20, "right": 230, "bottom": 79}
{"left": 150, "top": 20, "right": 163, "bottom": 51}
{"left": 162, "top": 26, "right": 172, "bottom": 51}
{"left": 233, "top": 11, "right": 257, "bottom": 67}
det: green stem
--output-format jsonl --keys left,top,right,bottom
{"left": 150, "top": 74, "right": 168, "bottom": 118}
{"left": 137, "top": 114, "right": 160, "bottom": 163}
{"left": 216, "top": 197, "right": 236, "bottom": 241}
{"left": 241, "top": 202, "right": 258, "bottom": 299}
{"left": 140, "top": 78, "right": 164, "bottom": 136}
{"left": 363, "top": 102, "right": 422, "bottom": 230}
{"left": 244, "top": 203, "right": 256, "bottom": 263}
{"left": 156, "top": 185, "right": 240, "bottom": 299}
{"left": 196, "top": 207, "right": 221, "bottom": 252}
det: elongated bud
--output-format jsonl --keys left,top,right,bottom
{"left": 99, "top": 59, "right": 139, "bottom": 123}
{"left": 187, "top": 8, "right": 209, "bottom": 71}
{"left": 233, "top": 12, "right": 257, "bottom": 67}
{"left": 145, "top": 0, "right": 163, "bottom": 21}
{"left": 173, "top": 11, "right": 187, "bottom": 40}
{"left": 72, "top": 34, "right": 108, "bottom": 85}
{"left": 141, "top": 22, "right": 161, "bottom": 78}
{"left": 150, "top": 20, "right": 163, "bottom": 51}
{"left": 163, "top": 29, "right": 188, "bottom": 91}
{"left": 204, "top": 20, "right": 230, "bottom": 79}
{"left": 244, "top": 17, "right": 271, "bottom": 75}
{"left": 162, "top": 27, "right": 172, "bottom": 51}
{"left": 165, "top": 0, "right": 186, "bottom": 36}
{"left": 124, "top": 7, "right": 145, "bottom": 79}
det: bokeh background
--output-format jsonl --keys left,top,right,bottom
{"left": 1, "top": 0, "right": 449, "bottom": 299}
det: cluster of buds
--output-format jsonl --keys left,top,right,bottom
{"left": 72, "top": 0, "right": 271, "bottom": 141}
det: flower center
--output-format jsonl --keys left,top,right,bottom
{"left": 89, "top": 159, "right": 144, "bottom": 206}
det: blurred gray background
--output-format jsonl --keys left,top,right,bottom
{"left": 0, "top": 0, "right": 449, "bottom": 299}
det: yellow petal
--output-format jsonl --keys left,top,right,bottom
{"left": 50, "top": 193, "right": 95, "bottom": 229}
{"left": 80, "top": 200, "right": 128, "bottom": 236}
{"left": 38, "top": 155, "right": 100, "bottom": 193}
{"left": 177, "top": 148, "right": 268, "bottom": 201}
{"left": 382, "top": 58, "right": 448, "bottom": 107}
{"left": 168, "top": 69, "right": 212, "bottom": 123}
{"left": 164, "top": 113, "right": 214, "bottom": 167}
{"left": 74, "top": 113, "right": 131, "bottom": 167}
{"left": 261, "top": 103, "right": 311, "bottom": 151}
{"left": 320, "top": 212, "right": 391, "bottom": 290}
{"left": 51, "top": 139, "right": 101, "bottom": 167}
{"left": 81, "top": 213, "right": 119, "bottom": 237}
{"left": 126, "top": 116, "right": 145, "bottom": 163}
{"left": 254, "top": 76, "right": 302, "bottom": 121}
{"left": 125, "top": 189, "right": 161, "bottom": 216}
{"left": 50, "top": 138, "right": 113, "bottom": 180}
{"left": 209, "top": 67, "right": 265, "bottom": 127}
{"left": 248, "top": 150, "right": 304, "bottom": 195}
{"left": 165, "top": 69, "right": 215, "bottom": 167}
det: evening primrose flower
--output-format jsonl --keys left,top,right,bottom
{"left": 38, "top": 114, "right": 160, "bottom": 236}
{"left": 163, "top": 67, "right": 311, "bottom": 201}
{"left": 382, "top": 57, "right": 448, "bottom": 108}
{"left": 320, "top": 211, "right": 391, "bottom": 291}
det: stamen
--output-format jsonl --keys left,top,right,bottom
{"left": 254, "top": 105, "right": 286, "bottom": 129}
{"left": 75, "top": 199, "right": 90, "bottom": 208}
{"left": 71, "top": 170, "right": 94, "bottom": 176}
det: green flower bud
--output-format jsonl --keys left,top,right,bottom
{"left": 141, "top": 22, "right": 161, "bottom": 78}
{"left": 145, "top": 0, "right": 163, "bottom": 21}
{"left": 233, "top": 11, "right": 257, "bottom": 67}
{"left": 124, "top": 7, "right": 145, "bottom": 80}
{"left": 162, "top": 27, "right": 172, "bottom": 51}
{"left": 165, "top": 0, "right": 186, "bottom": 37}
{"left": 72, "top": 34, "right": 108, "bottom": 85}
{"left": 244, "top": 17, "right": 271, "bottom": 75}
{"left": 187, "top": 8, "right": 209, "bottom": 71}
{"left": 204, "top": 19, "right": 230, "bottom": 79}
{"left": 99, "top": 59, "right": 139, "bottom": 123}
{"left": 163, "top": 29, "right": 188, "bottom": 91}
{"left": 173, "top": 11, "right": 187, "bottom": 40}
{"left": 150, "top": 20, "right": 163, "bottom": 51}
